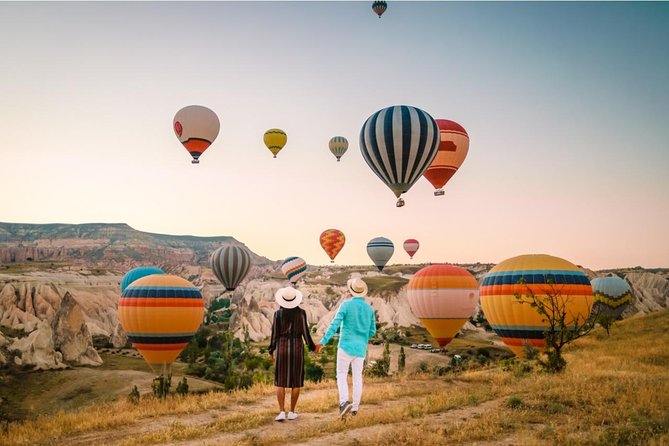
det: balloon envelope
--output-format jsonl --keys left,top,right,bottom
{"left": 367, "top": 237, "right": 394, "bottom": 272}
{"left": 121, "top": 266, "right": 165, "bottom": 293}
{"left": 320, "top": 229, "right": 346, "bottom": 262}
{"left": 407, "top": 264, "right": 479, "bottom": 347}
{"left": 480, "top": 254, "right": 593, "bottom": 357}
{"left": 403, "top": 239, "right": 420, "bottom": 259}
{"left": 359, "top": 105, "right": 440, "bottom": 204}
{"left": 591, "top": 276, "right": 633, "bottom": 321}
{"left": 173, "top": 105, "right": 220, "bottom": 164}
{"left": 423, "top": 120, "right": 469, "bottom": 195}
{"left": 263, "top": 129, "right": 287, "bottom": 158}
{"left": 211, "top": 246, "right": 251, "bottom": 291}
{"left": 281, "top": 256, "right": 307, "bottom": 284}
{"left": 119, "top": 274, "right": 204, "bottom": 367}
{"left": 329, "top": 136, "right": 349, "bottom": 161}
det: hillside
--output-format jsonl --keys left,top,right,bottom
{"left": 2, "top": 310, "right": 668, "bottom": 446}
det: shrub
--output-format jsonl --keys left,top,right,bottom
{"left": 305, "top": 363, "right": 324, "bottom": 383}
{"left": 506, "top": 396, "right": 524, "bottom": 409}
{"left": 127, "top": 385, "right": 140, "bottom": 405}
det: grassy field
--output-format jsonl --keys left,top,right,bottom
{"left": 1, "top": 310, "right": 668, "bottom": 445}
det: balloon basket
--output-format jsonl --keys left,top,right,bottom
{"left": 330, "top": 260, "right": 334, "bottom": 263}
{"left": 273, "top": 155, "right": 277, "bottom": 158}
{"left": 191, "top": 159, "right": 199, "bottom": 164}
{"left": 396, "top": 198, "right": 405, "bottom": 207}
{"left": 434, "top": 189, "right": 444, "bottom": 196}
{"left": 337, "top": 159, "right": 341, "bottom": 162}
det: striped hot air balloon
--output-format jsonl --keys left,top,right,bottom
{"left": 372, "top": 0, "right": 387, "bottom": 18}
{"left": 424, "top": 120, "right": 470, "bottom": 196}
{"left": 328, "top": 136, "right": 349, "bottom": 162}
{"left": 367, "top": 237, "right": 394, "bottom": 272}
{"left": 403, "top": 239, "right": 420, "bottom": 259}
{"left": 407, "top": 264, "right": 479, "bottom": 347}
{"left": 591, "top": 276, "right": 633, "bottom": 322}
{"left": 211, "top": 245, "right": 251, "bottom": 292}
{"left": 121, "top": 266, "right": 165, "bottom": 293}
{"left": 480, "top": 254, "right": 594, "bottom": 357}
{"left": 263, "top": 128, "right": 287, "bottom": 158}
{"left": 320, "top": 229, "right": 346, "bottom": 262}
{"left": 281, "top": 256, "right": 307, "bottom": 285}
{"left": 118, "top": 274, "right": 204, "bottom": 368}
{"left": 173, "top": 105, "right": 220, "bottom": 164}
{"left": 360, "top": 105, "right": 440, "bottom": 207}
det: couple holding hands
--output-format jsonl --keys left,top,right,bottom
{"left": 268, "top": 277, "right": 376, "bottom": 421}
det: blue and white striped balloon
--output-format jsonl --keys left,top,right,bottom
{"left": 211, "top": 245, "right": 251, "bottom": 291}
{"left": 367, "top": 237, "right": 394, "bottom": 272}
{"left": 360, "top": 105, "right": 440, "bottom": 205}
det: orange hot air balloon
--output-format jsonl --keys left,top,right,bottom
{"left": 173, "top": 105, "right": 220, "bottom": 164}
{"left": 407, "top": 264, "right": 479, "bottom": 348}
{"left": 118, "top": 274, "right": 204, "bottom": 369}
{"left": 480, "top": 254, "right": 593, "bottom": 357}
{"left": 320, "top": 229, "right": 346, "bottom": 263}
{"left": 423, "top": 119, "right": 469, "bottom": 196}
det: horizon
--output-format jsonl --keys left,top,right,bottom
{"left": 1, "top": 2, "right": 668, "bottom": 271}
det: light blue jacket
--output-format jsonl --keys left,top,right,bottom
{"left": 320, "top": 297, "right": 376, "bottom": 357}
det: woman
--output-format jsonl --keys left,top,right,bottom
{"left": 268, "top": 286, "right": 316, "bottom": 421}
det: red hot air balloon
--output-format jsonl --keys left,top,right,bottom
{"left": 403, "top": 239, "right": 420, "bottom": 259}
{"left": 423, "top": 119, "right": 469, "bottom": 196}
{"left": 320, "top": 229, "right": 346, "bottom": 263}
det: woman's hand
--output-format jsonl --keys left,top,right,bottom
{"left": 315, "top": 343, "right": 323, "bottom": 354}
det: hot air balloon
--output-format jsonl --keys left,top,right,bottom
{"left": 372, "top": 1, "right": 387, "bottom": 18}
{"left": 118, "top": 274, "right": 204, "bottom": 369}
{"left": 407, "top": 264, "right": 479, "bottom": 347}
{"left": 263, "top": 128, "right": 287, "bottom": 158}
{"left": 329, "top": 136, "right": 349, "bottom": 162}
{"left": 367, "top": 237, "right": 394, "bottom": 272}
{"left": 211, "top": 246, "right": 251, "bottom": 292}
{"left": 281, "top": 256, "right": 307, "bottom": 284}
{"left": 480, "top": 254, "right": 593, "bottom": 357}
{"left": 320, "top": 229, "right": 346, "bottom": 263}
{"left": 591, "top": 276, "right": 633, "bottom": 322}
{"left": 424, "top": 120, "right": 469, "bottom": 196}
{"left": 173, "top": 105, "right": 220, "bottom": 164}
{"left": 360, "top": 105, "right": 440, "bottom": 207}
{"left": 403, "top": 239, "right": 420, "bottom": 259}
{"left": 121, "top": 266, "right": 165, "bottom": 293}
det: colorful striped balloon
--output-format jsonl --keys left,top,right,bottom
{"left": 121, "top": 266, "right": 165, "bottom": 293}
{"left": 359, "top": 105, "right": 440, "bottom": 206}
{"left": 263, "top": 128, "right": 287, "bottom": 158}
{"left": 407, "top": 264, "right": 479, "bottom": 347}
{"left": 372, "top": 0, "right": 387, "bottom": 18}
{"left": 329, "top": 136, "right": 349, "bottom": 162}
{"left": 403, "top": 239, "right": 420, "bottom": 259}
{"left": 211, "top": 245, "right": 251, "bottom": 291}
{"left": 480, "top": 254, "right": 593, "bottom": 357}
{"left": 173, "top": 105, "right": 220, "bottom": 164}
{"left": 281, "top": 256, "right": 307, "bottom": 284}
{"left": 320, "top": 229, "right": 346, "bottom": 262}
{"left": 591, "top": 276, "right": 633, "bottom": 321}
{"left": 423, "top": 120, "right": 469, "bottom": 196}
{"left": 367, "top": 237, "right": 394, "bottom": 272}
{"left": 119, "top": 274, "right": 204, "bottom": 367}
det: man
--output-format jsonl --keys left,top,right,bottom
{"left": 316, "top": 277, "right": 376, "bottom": 418}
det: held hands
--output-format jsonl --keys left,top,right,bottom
{"left": 315, "top": 343, "right": 324, "bottom": 354}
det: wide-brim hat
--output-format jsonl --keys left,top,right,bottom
{"left": 275, "top": 286, "right": 303, "bottom": 309}
{"left": 347, "top": 278, "right": 368, "bottom": 297}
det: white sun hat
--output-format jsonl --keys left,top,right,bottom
{"left": 347, "top": 277, "right": 368, "bottom": 297}
{"left": 275, "top": 286, "right": 303, "bottom": 309}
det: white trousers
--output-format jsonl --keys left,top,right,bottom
{"left": 336, "top": 348, "right": 365, "bottom": 410}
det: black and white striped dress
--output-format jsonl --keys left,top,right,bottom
{"left": 268, "top": 307, "right": 316, "bottom": 388}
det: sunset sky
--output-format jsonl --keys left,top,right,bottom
{"left": 1, "top": 2, "right": 668, "bottom": 270}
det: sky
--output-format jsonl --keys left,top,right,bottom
{"left": 1, "top": 1, "right": 668, "bottom": 270}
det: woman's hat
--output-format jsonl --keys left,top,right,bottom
{"left": 347, "top": 277, "right": 368, "bottom": 297}
{"left": 274, "top": 286, "right": 303, "bottom": 309}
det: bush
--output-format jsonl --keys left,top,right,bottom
{"left": 506, "top": 396, "right": 524, "bottom": 409}
{"left": 176, "top": 377, "right": 189, "bottom": 396}
{"left": 127, "top": 385, "right": 140, "bottom": 405}
{"left": 305, "top": 363, "right": 324, "bottom": 383}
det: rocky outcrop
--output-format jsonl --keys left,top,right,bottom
{"left": 624, "top": 272, "right": 669, "bottom": 315}
{"left": 51, "top": 293, "right": 102, "bottom": 366}
{"left": 9, "top": 320, "right": 67, "bottom": 370}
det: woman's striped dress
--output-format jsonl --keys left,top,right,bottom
{"left": 268, "top": 307, "right": 316, "bottom": 388}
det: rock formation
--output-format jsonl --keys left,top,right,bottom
{"left": 9, "top": 320, "right": 67, "bottom": 370}
{"left": 51, "top": 293, "right": 102, "bottom": 366}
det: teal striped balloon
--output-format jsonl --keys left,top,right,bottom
{"left": 211, "top": 246, "right": 251, "bottom": 291}
{"left": 121, "top": 266, "right": 165, "bottom": 293}
{"left": 329, "top": 136, "right": 349, "bottom": 162}
{"left": 367, "top": 237, "right": 394, "bottom": 272}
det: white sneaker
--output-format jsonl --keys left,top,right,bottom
{"left": 287, "top": 412, "right": 298, "bottom": 420}
{"left": 275, "top": 411, "right": 286, "bottom": 422}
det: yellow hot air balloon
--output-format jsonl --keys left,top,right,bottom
{"left": 263, "top": 128, "right": 287, "bottom": 158}
{"left": 118, "top": 274, "right": 204, "bottom": 369}
{"left": 407, "top": 264, "right": 479, "bottom": 347}
{"left": 480, "top": 254, "right": 593, "bottom": 357}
